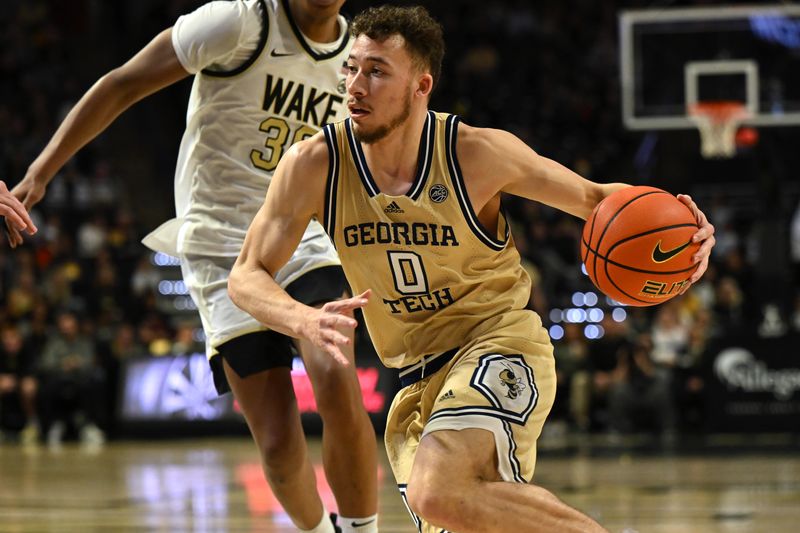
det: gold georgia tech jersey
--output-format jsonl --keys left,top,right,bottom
{"left": 322, "top": 112, "right": 548, "bottom": 369}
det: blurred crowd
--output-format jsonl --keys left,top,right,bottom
{"left": 1, "top": 0, "right": 799, "bottom": 445}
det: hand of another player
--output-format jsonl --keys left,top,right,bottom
{"left": 4, "top": 176, "right": 43, "bottom": 248}
{"left": 0, "top": 180, "right": 37, "bottom": 247}
{"left": 304, "top": 289, "right": 371, "bottom": 366}
{"left": 677, "top": 194, "right": 715, "bottom": 291}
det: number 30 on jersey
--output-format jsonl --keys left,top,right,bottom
{"left": 250, "top": 118, "right": 317, "bottom": 171}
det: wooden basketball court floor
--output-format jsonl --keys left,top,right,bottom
{"left": 1, "top": 435, "right": 798, "bottom": 532}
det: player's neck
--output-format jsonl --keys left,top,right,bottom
{"left": 361, "top": 109, "right": 429, "bottom": 195}
{"left": 289, "top": 1, "right": 341, "bottom": 43}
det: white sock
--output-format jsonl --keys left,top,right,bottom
{"left": 300, "top": 507, "right": 336, "bottom": 533}
{"left": 338, "top": 514, "right": 379, "bottom": 533}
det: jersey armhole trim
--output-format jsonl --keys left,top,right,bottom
{"left": 202, "top": 0, "right": 270, "bottom": 78}
{"left": 323, "top": 124, "right": 339, "bottom": 245}
{"left": 445, "top": 115, "right": 507, "bottom": 251}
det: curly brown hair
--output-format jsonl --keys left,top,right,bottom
{"left": 350, "top": 5, "right": 444, "bottom": 92}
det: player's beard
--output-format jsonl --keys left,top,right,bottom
{"left": 353, "top": 91, "right": 412, "bottom": 145}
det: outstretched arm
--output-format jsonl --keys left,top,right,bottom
{"left": 6, "top": 28, "right": 189, "bottom": 247}
{"left": 228, "top": 134, "right": 368, "bottom": 365}
{"left": 457, "top": 125, "right": 714, "bottom": 282}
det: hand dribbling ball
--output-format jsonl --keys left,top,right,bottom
{"left": 580, "top": 186, "right": 700, "bottom": 306}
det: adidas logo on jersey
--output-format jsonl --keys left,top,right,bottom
{"left": 384, "top": 201, "right": 404, "bottom": 213}
{"left": 438, "top": 389, "right": 455, "bottom": 401}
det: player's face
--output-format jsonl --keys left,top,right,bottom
{"left": 345, "top": 34, "right": 418, "bottom": 144}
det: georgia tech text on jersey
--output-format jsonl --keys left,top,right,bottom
{"left": 343, "top": 222, "right": 460, "bottom": 247}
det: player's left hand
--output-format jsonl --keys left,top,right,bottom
{"left": 677, "top": 194, "right": 715, "bottom": 292}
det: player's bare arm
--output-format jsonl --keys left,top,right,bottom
{"left": 6, "top": 28, "right": 189, "bottom": 248}
{"left": 228, "top": 134, "right": 369, "bottom": 365}
{"left": 457, "top": 124, "right": 714, "bottom": 281}
{"left": 456, "top": 124, "right": 627, "bottom": 220}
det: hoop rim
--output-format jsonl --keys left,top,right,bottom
{"left": 688, "top": 100, "right": 750, "bottom": 122}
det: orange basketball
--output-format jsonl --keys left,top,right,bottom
{"left": 580, "top": 186, "right": 700, "bottom": 307}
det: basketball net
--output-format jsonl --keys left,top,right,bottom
{"left": 687, "top": 101, "right": 750, "bottom": 159}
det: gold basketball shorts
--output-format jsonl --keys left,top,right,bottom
{"left": 385, "top": 330, "right": 556, "bottom": 532}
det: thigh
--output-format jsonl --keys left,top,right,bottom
{"left": 222, "top": 360, "right": 302, "bottom": 445}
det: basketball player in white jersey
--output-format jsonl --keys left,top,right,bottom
{"left": 229, "top": 5, "right": 716, "bottom": 532}
{"left": 6, "top": 1, "right": 377, "bottom": 532}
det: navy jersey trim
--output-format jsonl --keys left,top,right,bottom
{"left": 502, "top": 420, "right": 526, "bottom": 483}
{"left": 344, "top": 119, "right": 379, "bottom": 197}
{"left": 345, "top": 112, "right": 434, "bottom": 199}
{"left": 397, "top": 485, "right": 423, "bottom": 532}
{"left": 202, "top": 0, "right": 270, "bottom": 77}
{"left": 407, "top": 111, "right": 436, "bottom": 200}
{"left": 444, "top": 115, "right": 507, "bottom": 251}
{"left": 322, "top": 124, "right": 339, "bottom": 243}
{"left": 281, "top": 0, "right": 350, "bottom": 61}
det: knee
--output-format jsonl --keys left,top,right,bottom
{"left": 261, "top": 436, "right": 295, "bottom": 466}
{"left": 253, "top": 426, "right": 303, "bottom": 474}
{"left": 405, "top": 478, "right": 463, "bottom": 530}
{"left": 313, "top": 366, "right": 362, "bottom": 419}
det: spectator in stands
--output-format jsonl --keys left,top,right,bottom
{"left": 172, "top": 322, "right": 203, "bottom": 357}
{"left": 713, "top": 276, "right": 746, "bottom": 335}
{"left": 650, "top": 302, "right": 689, "bottom": 375}
{"left": 607, "top": 334, "right": 676, "bottom": 440}
{"left": 552, "top": 323, "right": 591, "bottom": 431}
{"left": 673, "top": 319, "right": 710, "bottom": 431}
{"left": 586, "top": 314, "right": 631, "bottom": 430}
{"left": 0, "top": 323, "right": 40, "bottom": 444}
{"left": 38, "top": 310, "right": 105, "bottom": 446}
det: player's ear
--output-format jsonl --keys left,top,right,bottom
{"left": 416, "top": 73, "right": 433, "bottom": 99}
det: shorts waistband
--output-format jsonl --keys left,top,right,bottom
{"left": 398, "top": 347, "right": 460, "bottom": 387}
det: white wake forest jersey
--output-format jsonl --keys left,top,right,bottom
{"left": 322, "top": 112, "right": 550, "bottom": 369}
{"left": 173, "top": 0, "right": 350, "bottom": 255}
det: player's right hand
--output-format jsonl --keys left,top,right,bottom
{"left": 1, "top": 179, "right": 38, "bottom": 247}
{"left": 303, "top": 289, "right": 371, "bottom": 366}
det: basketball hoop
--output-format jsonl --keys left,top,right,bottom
{"left": 687, "top": 101, "right": 751, "bottom": 159}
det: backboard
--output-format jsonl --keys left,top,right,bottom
{"left": 620, "top": 4, "right": 800, "bottom": 131}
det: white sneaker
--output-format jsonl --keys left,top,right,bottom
{"left": 79, "top": 424, "right": 105, "bottom": 446}
{"left": 47, "top": 421, "right": 65, "bottom": 447}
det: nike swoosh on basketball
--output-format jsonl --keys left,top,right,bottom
{"left": 652, "top": 240, "right": 692, "bottom": 263}
{"left": 351, "top": 518, "right": 376, "bottom": 527}
{"left": 270, "top": 49, "right": 294, "bottom": 57}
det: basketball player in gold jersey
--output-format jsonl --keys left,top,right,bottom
{"left": 230, "top": 6, "right": 716, "bottom": 532}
